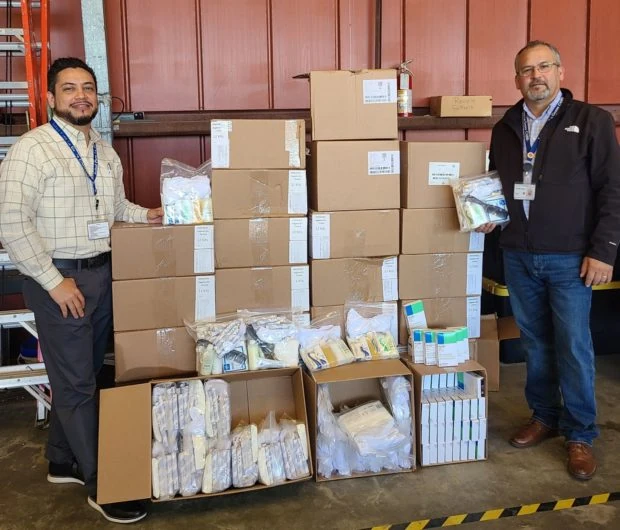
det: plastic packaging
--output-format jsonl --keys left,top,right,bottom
{"left": 382, "top": 376, "right": 414, "bottom": 470}
{"left": 257, "top": 412, "right": 286, "bottom": 486}
{"left": 279, "top": 418, "right": 310, "bottom": 480}
{"left": 152, "top": 383, "right": 179, "bottom": 454}
{"left": 204, "top": 379, "right": 231, "bottom": 439}
{"left": 231, "top": 423, "right": 259, "bottom": 488}
{"left": 298, "top": 311, "right": 355, "bottom": 371}
{"left": 201, "top": 437, "right": 232, "bottom": 494}
{"left": 345, "top": 302, "right": 399, "bottom": 361}
{"left": 160, "top": 158, "right": 213, "bottom": 225}
{"left": 450, "top": 170, "right": 509, "bottom": 231}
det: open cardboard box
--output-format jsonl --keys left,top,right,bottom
{"left": 97, "top": 367, "right": 312, "bottom": 504}
{"left": 302, "top": 358, "right": 416, "bottom": 482}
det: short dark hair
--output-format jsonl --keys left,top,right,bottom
{"left": 47, "top": 57, "right": 97, "bottom": 94}
{"left": 514, "top": 41, "right": 562, "bottom": 73}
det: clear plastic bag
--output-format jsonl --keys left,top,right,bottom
{"left": 152, "top": 383, "right": 179, "bottom": 454}
{"left": 279, "top": 417, "right": 310, "bottom": 480}
{"left": 204, "top": 379, "right": 231, "bottom": 439}
{"left": 382, "top": 376, "right": 414, "bottom": 470}
{"left": 298, "top": 311, "right": 355, "bottom": 371}
{"left": 160, "top": 158, "right": 213, "bottom": 225}
{"left": 345, "top": 302, "right": 399, "bottom": 361}
{"left": 152, "top": 440, "right": 178, "bottom": 500}
{"left": 231, "top": 423, "right": 259, "bottom": 488}
{"left": 257, "top": 412, "right": 286, "bottom": 486}
{"left": 450, "top": 170, "right": 509, "bottom": 231}
{"left": 201, "top": 437, "right": 232, "bottom": 494}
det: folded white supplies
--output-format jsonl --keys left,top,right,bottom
{"left": 382, "top": 376, "right": 414, "bottom": 470}
{"left": 257, "top": 412, "right": 286, "bottom": 486}
{"left": 298, "top": 320, "right": 355, "bottom": 371}
{"left": 203, "top": 379, "right": 231, "bottom": 440}
{"left": 337, "top": 401, "right": 408, "bottom": 459}
{"left": 279, "top": 418, "right": 310, "bottom": 480}
{"left": 231, "top": 424, "right": 259, "bottom": 488}
{"left": 151, "top": 440, "right": 179, "bottom": 500}
{"left": 202, "top": 437, "right": 232, "bottom": 494}
{"left": 450, "top": 170, "right": 509, "bottom": 231}
{"left": 160, "top": 158, "right": 213, "bottom": 225}
{"left": 316, "top": 385, "right": 354, "bottom": 478}
{"left": 345, "top": 304, "right": 399, "bottom": 362}
{"left": 190, "top": 317, "right": 247, "bottom": 376}
{"left": 152, "top": 383, "right": 179, "bottom": 454}
{"left": 243, "top": 312, "right": 300, "bottom": 370}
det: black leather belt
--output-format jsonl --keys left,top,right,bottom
{"left": 52, "top": 252, "right": 110, "bottom": 271}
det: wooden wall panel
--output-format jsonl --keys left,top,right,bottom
{"left": 468, "top": 0, "right": 528, "bottom": 105}
{"left": 466, "top": 129, "right": 492, "bottom": 147}
{"left": 130, "top": 137, "right": 202, "bottom": 208}
{"left": 588, "top": 0, "right": 620, "bottom": 103}
{"left": 125, "top": 1, "right": 200, "bottom": 111}
{"left": 104, "top": 1, "right": 128, "bottom": 112}
{"left": 381, "top": 0, "right": 403, "bottom": 69}
{"left": 112, "top": 138, "right": 133, "bottom": 201}
{"left": 50, "top": 2, "right": 85, "bottom": 60}
{"left": 404, "top": 130, "right": 466, "bottom": 141}
{"left": 339, "top": 0, "right": 374, "bottom": 70}
{"left": 530, "top": 0, "right": 587, "bottom": 101}
{"left": 200, "top": 0, "right": 270, "bottom": 110}
{"left": 404, "top": 0, "right": 467, "bottom": 106}
{"left": 271, "top": 0, "right": 337, "bottom": 108}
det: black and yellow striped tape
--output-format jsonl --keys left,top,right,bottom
{"left": 365, "top": 492, "right": 620, "bottom": 529}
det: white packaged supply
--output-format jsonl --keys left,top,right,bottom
{"left": 257, "top": 412, "right": 286, "bottom": 486}
{"left": 202, "top": 438, "right": 232, "bottom": 494}
{"left": 244, "top": 313, "right": 300, "bottom": 369}
{"left": 152, "top": 383, "right": 179, "bottom": 454}
{"left": 279, "top": 419, "right": 310, "bottom": 480}
{"left": 345, "top": 304, "right": 399, "bottom": 361}
{"left": 298, "top": 324, "right": 355, "bottom": 371}
{"left": 204, "top": 379, "right": 231, "bottom": 439}
{"left": 231, "top": 424, "right": 259, "bottom": 488}
{"left": 381, "top": 376, "right": 414, "bottom": 470}
{"left": 152, "top": 440, "right": 179, "bottom": 500}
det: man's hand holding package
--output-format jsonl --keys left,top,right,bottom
{"left": 475, "top": 222, "right": 497, "bottom": 234}
{"left": 49, "top": 278, "right": 85, "bottom": 319}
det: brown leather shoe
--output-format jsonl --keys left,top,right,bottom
{"left": 567, "top": 442, "right": 597, "bottom": 480}
{"left": 509, "top": 419, "right": 559, "bottom": 448}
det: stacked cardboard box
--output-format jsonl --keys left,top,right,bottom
{"left": 398, "top": 142, "right": 487, "bottom": 347}
{"left": 308, "top": 70, "right": 400, "bottom": 323}
{"left": 210, "top": 119, "right": 310, "bottom": 320}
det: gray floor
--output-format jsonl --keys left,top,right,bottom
{"left": 1, "top": 357, "right": 619, "bottom": 530}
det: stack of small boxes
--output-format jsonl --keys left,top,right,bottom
{"left": 398, "top": 141, "right": 488, "bottom": 354}
{"left": 307, "top": 70, "right": 401, "bottom": 332}
{"left": 210, "top": 119, "right": 310, "bottom": 327}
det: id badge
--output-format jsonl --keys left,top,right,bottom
{"left": 514, "top": 182, "right": 536, "bottom": 201}
{"left": 87, "top": 220, "right": 110, "bottom": 240}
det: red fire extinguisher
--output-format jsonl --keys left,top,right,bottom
{"left": 397, "top": 60, "right": 414, "bottom": 117}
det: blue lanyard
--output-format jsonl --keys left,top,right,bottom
{"left": 522, "top": 97, "right": 563, "bottom": 159}
{"left": 50, "top": 119, "right": 99, "bottom": 206}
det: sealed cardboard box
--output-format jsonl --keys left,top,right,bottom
{"left": 429, "top": 96, "right": 492, "bottom": 117}
{"left": 311, "top": 140, "right": 400, "bottom": 211}
{"left": 311, "top": 257, "right": 398, "bottom": 307}
{"left": 401, "top": 209, "right": 485, "bottom": 255}
{"left": 114, "top": 327, "right": 195, "bottom": 383}
{"left": 400, "top": 142, "right": 487, "bottom": 208}
{"left": 398, "top": 296, "right": 481, "bottom": 345}
{"left": 112, "top": 276, "right": 215, "bottom": 332}
{"left": 399, "top": 253, "right": 482, "bottom": 300}
{"left": 97, "top": 368, "right": 311, "bottom": 504}
{"left": 302, "top": 359, "right": 415, "bottom": 481}
{"left": 111, "top": 223, "right": 214, "bottom": 280}
{"left": 310, "top": 209, "right": 399, "bottom": 259}
{"left": 310, "top": 69, "right": 398, "bottom": 141}
{"left": 215, "top": 217, "right": 308, "bottom": 268}
{"left": 211, "top": 169, "right": 307, "bottom": 219}
{"left": 210, "top": 119, "right": 305, "bottom": 169}
{"left": 216, "top": 265, "right": 310, "bottom": 313}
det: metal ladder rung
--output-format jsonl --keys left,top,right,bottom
{"left": 0, "top": 28, "right": 24, "bottom": 38}
{"left": 0, "top": 1, "right": 41, "bottom": 7}
{"left": 0, "top": 100, "right": 29, "bottom": 107}
{"left": 0, "top": 93, "right": 29, "bottom": 101}
{"left": 0, "top": 81, "right": 29, "bottom": 89}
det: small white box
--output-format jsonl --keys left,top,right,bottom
{"left": 438, "top": 421, "right": 446, "bottom": 444}
{"left": 422, "top": 444, "right": 431, "bottom": 466}
{"left": 468, "top": 440, "right": 476, "bottom": 460}
{"left": 477, "top": 441, "right": 486, "bottom": 460}
{"left": 453, "top": 440, "right": 461, "bottom": 461}
{"left": 445, "top": 441, "right": 454, "bottom": 463}
{"left": 430, "top": 444, "right": 438, "bottom": 465}
{"left": 430, "top": 422, "right": 438, "bottom": 445}
{"left": 438, "top": 443, "right": 446, "bottom": 464}
{"left": 480, "top": 418, "right": 487, "bottom": 440}
{"left": 421, "top": 423, "right": 430, "bottom": 445}
{"left": 462, "top": 420, "right": 471, "bottom": 441}
{"left": 471, "top": 419, "right": 480, "bottom": 441}
{"left": 460, "top": 441, "right": 468, "bottom": 460}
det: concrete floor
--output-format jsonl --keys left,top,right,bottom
{"left": 1, "top": 356, "right": 619, "bottom": 530}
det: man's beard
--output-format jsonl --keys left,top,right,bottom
{"left": 54, "top": 106, "right": 98, "bottom": 126}
{"left": 526, "top": 82, "right": 550, "bottom": 102}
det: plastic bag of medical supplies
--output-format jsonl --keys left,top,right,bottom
{"left": 450, "top": 170, "right": 509, "bottom": 231}
{"left": 160, "top": 158, "right": 213, "bottom": 225}
{"left": 298, "top": 311, "right": 355, "bottom": 371}
{"left": 344, "top": 302, "right": 399, "bottom": 361}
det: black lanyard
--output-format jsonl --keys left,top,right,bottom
{"left": 50, "top": 119, "right": 99, "bottom": 209}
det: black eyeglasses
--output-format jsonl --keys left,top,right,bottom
{"left": 517, "top": 61, "right": 560, "bottom": 78}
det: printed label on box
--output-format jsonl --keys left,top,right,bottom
{"left": 289, "top": 218, "right": 308, "bottom": 263}
{"left": 368, "top": 151, "right": 400, "bottom": 175}
{"left": 428, "top": 162, "right": 460, "bottom": 186}
{"left": 381, "top": 257, "right": 398, "bottom": 301}
{"left": 194, "top": 225, "right": 214, "bottom": 249}
{"left": 469, "top": 232, "right": 485, "bottom": 252}
{"left": 310, "top": 214, "right": 331, "bottom": 259}
{"left": 291, "top": 266, "right": 310, "bottom": 310}
{"left": 288, "top": 170, "right": 308, "bottom": 214}
{"left": 363, "top": 78, "right": 397, "bottom": 104}
{"left": 194, "top": 249, "right": 214, "bottom": 274}
{"left": 210, "top": 121, "right": 231, "bottom": 168}
{"left": 466, "top": 296, "right": 481, "bottom": 338}
{"left": 195, "top": 276, "right": 215, "bottom": 320}
{"left": 466, "top": 253, "right": 483, "bottom": 295}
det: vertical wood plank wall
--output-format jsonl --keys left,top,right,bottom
{"left": 3, "top": 0, "right": 619, "bottom": 205}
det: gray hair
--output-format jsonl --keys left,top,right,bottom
{"left": 514, "top": 40, "right": 562, "bottom": 73}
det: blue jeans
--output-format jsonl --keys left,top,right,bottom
{"left": 503, "top": 250, "right": 598, "bottom": 445}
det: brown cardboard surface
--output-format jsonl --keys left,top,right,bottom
{"left": 401, "top": 209, "right": 484, "bottom": 255}
{"left": 498, "top": 315, "right": 521, "bottom": 340}
{"left": 311, "top": 141, "right": 400, "bottom": 211}
{"left": 114, "top": 327, "right": 196, "bottom": 383}
{"left": 310, "top": 209, "right": 400, "bottom": 259}
{"left": 429, "top": 96, "right": 492, "bottom": 117}
{"left": 399, "top": 253, "right": 482, "bottom": 300}
{"left": 400, "top": 141, "right": 487, "bottom": 208}
{"left": 473, "top": 315, "right": 502, "bottom": 391}
{"left": 99, "top": 368, "right": 311, "bottom": 503}
{"left": 111, "top": 223, "right": 214, "bottom": 280}
{"left": 310, "top": 305, "right": 345, "bottom": 331}
{"left": 211, "top": 169, "right": 307, "bottom": 219}
{"left": 215, "top": 217, "right": 308, "bottom": 268}
{"left": 112, "top": 276, "right": 215, "bottom": 332}
{"left": 211, "top": 119, "right": 305, "bottom": 169}
{"left": 310, "top": 69, "right": 398, "bottom": 141}
{"left": 98, "top": 383, "right": 152, "bottom": 504}
{"left": 311, "top": 257, "right": 398, "bottom": 307}
{"left": 310, "top": 358, "right": 410, "bottom": 384}
{"left": 215, "top": 265, "right": 310, "bottom": 313}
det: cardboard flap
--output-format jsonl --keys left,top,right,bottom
{"left": 97, "top": 384, "right": 152, "bottom": 504}
{"left": 498, "top": 316, "right": 520, "bottom": 340}
{"left": 311, "top": 358, "right": 409, "bottom": 384}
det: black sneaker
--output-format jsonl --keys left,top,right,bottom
{"left": 47, "top": 462, "right": 85, "bottom": 485}
{"left": 87, "top": 496, "right": 147, "bottom": 524}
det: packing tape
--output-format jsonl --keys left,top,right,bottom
{"left": 344, "top": 227, "right": 367, "bottom": 257}
{"left": 156, "top": 328, "right": 177, "bottom": 359}
{"left": 250, "top": 174, "right": 271, "bottom": 216}
{"left": 285, "top": 120, "right": 302, "bottom": 168}
{"left": 344, "top": 258, "right": 372, "bottom": 302}
{"left": 152, "top": 227, "right": 177, "bottom": 276}
{"left": 251, "top": 267, "right": 274, "bottom": 308}
{"left": 249, "top": 219, "right": 270, "bottom": 266}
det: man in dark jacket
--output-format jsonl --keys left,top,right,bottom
{"left": 478, "top": 40, "right": 620, "bottom": 480}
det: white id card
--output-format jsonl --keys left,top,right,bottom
{"left": 514, "top": 182, "right": 536, "bottom": 201}
{"left": 87, "top": 221, "right": 110, "bottom": 240}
